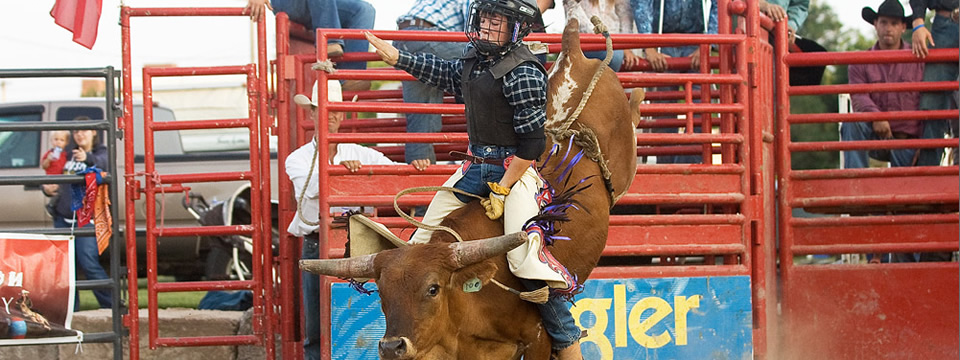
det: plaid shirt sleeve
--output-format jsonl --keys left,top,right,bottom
{"left": 395, "top": 50, "right": 464, "bottom": 97}
{"left": 502, "top": 63, "right": 547, "bottom": 134}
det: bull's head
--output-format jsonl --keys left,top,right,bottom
{"left": 299, "top": 232, "right": 527, "bottom": 359}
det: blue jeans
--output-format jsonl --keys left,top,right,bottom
{"left": 519, "top": 278, "right": 581, "bottom": 351}
{"left": 53, "top": 216, "right": 112, "bottom": 310}
{"left": 583, "top": 49, "right": 624, "bottom": 72}
{"left": 301, "top": 238, "right": 321, "bottom": 360}
{"left": 916, "top": 14, "right": 960, "bottom": 166}
{"left": 395, "top": 30, "right": 466, "bottom": 163}
{"left": 272, "top": 0, "right": 376, "bottom": 70}
{"left": 652, "top": 45, "right": 703, "bottom": 164}
{"left": 840, "top": 122, "right": 917, "bottom": 168}
{"left": 451, "top": 144, "right": 516, "bottom": 202}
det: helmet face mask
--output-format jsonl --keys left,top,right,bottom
{"left": 466, "top": 0, "right": 537, "bottom": 56}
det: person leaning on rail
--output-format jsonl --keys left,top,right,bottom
{"left": 286, "top": 80, "right": 429, "bottom": 360}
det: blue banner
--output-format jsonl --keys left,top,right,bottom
{"left": 330, "top": 276, "right": 752, "bottom": 359}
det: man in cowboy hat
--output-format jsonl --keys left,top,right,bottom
{"left": 843, "top": 0, "right": 923, "bottom": 170}
{"left": 287, "top": 80, "right": 429, "bottom": 359}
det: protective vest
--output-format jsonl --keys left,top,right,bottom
{"left": 460, "top": 46, "right": 545, "bottom": 147}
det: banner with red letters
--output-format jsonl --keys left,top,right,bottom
{"left": 0, "top": 233, "right": 82, "bottom": 345}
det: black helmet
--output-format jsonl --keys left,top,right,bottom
{"left": 466, "top": 0, "right": 539, "bottom": 56}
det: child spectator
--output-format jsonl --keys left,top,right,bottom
{"left": 41, "top": 130, "right": 70, "bottom": 175}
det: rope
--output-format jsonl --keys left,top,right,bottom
{"left": 393, "top": 186, "right": 485, "bottom": 243}
{"left": 311, "top": 60, "right": 337, "bottom": 74}
{"left": 296, "top": 140, "right": 322, "bottom": 226}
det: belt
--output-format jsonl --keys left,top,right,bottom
{"left": 449, "top": 151, "right": 505, "bottom": 166}
{"left": 935, "top": 8, "right": 957, "bottom": 17}
{"left": 397, "top": 18, "right": 436, "bottom": 30}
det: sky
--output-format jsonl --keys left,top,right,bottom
{"left": 0, "top": 0, "right": 906, "bottom": 103}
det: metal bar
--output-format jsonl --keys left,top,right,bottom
{"left": 154, "top": 280, "right": 255, "bottom": 292}
{"left": 637, "top": 133, "right": 744, "bottom": 144}
{"left": 155, "top": 335, "right": 260, "bottom": 347}
{"left": 125, "top": 7, "right": 247, "bottom": 17}
{"left": 322, "top": 28, "right": 746, "bottom": 45}
{"left": 791, "top": 213, "right": 958, "bottom": 227}
{"left": 328, "top": 132, "right": 469, "bottom": 143}
{"left": 603, "top": 244, "right": 746, "bottom": 256}
{"left": 156, "top": 171, "right": 256, "bottom": 184}
{"left": 150, "top": 225, "right": 255, "bottom": 237}
{"left": 789, "top": 138, "right": 958, "bottom": 152}
{"left": 788, "top": 109, "right": 958, "bottom": 124}
{"left": 256, "top": 16, "right": 277, "bottom": 360}
{"left": 791, "top": 166, "right": 959, "bottom": 180}
{"left": 149, "top": 118, "right": 253, "bottom": 131}
{"left": 791, "top": 242, "right": 958, "bottom": 255}
{"left": 789, "top": 80, "right": 958, "bottom": 96}
{"left": 790, "top": 193, "right": 958, "bottom": 208}
{"left": 76, "top": 279, "right": 115, "bottom": 290}
{"left": 327, "top": 100, "right": 463, "bottom": 114}
{"left": 0, "top": 120, "right": 110, "bottom": 131}
{"left": 120, "top": 7, "right": 141, "bottom": 359}
{"left": 0, "top": 175, "right": 90, "bottom": 186}
{"left": 637, "top": 103, "right": 744, "bottom": 114}
{"left": 784, "top": 48, "right": 957, "bottom": 66}
{"left": 0, "top": 68, "right": 112, "bottom": 78}
{"left": 143, "top": 65, "right": 251, "bottom": 77}
{"left": 590, "top": 264, "right": 750, "bottom": 279}
{"left": 610, "top": 214, "right": 746, "bottom": 225}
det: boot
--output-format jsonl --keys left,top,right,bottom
{"left": 556, "top": 341, "right": 583, "bottom": 360}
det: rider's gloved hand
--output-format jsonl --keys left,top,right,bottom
{"left": 481, "top": 182, "right": 511, "bottom": 220}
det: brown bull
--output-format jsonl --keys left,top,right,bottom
{"left": 301, "top": 18, "right": 642, "bottom": 359}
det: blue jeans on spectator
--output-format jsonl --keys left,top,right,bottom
{"left": 519, "top": 278, "right": 581, "bottom": 351}
{"left": 301, "top": 237, "right": 321, "bottom": 360}
{"left": 272, "top": 0, "right": 376, "bottom": 70}
{"left": 652, "top": 45, "right": 703, "bottom": 164}
{"left": 916, "top": 14, "right": 959, "bottom": 166}
{"left": 395, "top": 30, "right": 465, "bottom": 163}
{"left": 53, "top": 216, "right": 112, "bottom": 310}
{"left": 840, "top": 122, "right": 918, "bottom": 168}
{"left": 583, "top": 49, "right": 624, "bottom": 72}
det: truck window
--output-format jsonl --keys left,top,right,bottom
{"left": 0, "top": 105, "right": 43, "bottom": 169}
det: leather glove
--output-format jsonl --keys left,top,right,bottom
{"left": 481, "top": 182, "right": 511, "bottom": 220}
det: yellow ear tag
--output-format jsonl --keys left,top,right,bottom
{"left": 462, "top": 277, "right": 482, "bottom": 293}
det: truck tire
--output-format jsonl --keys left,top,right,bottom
{"left": 205, "top": 245, "right": 252, "bottom": 281}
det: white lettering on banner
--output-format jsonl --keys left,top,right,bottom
{"left": 6, "top": 272, "right": 22, "bottom": 287}
{"left": 570, "top": 284, "right": 704, "bottom": 359}
{"left": 0, "top": 271, "right": 24, "bottom": 287}
{"left": 2, "top": 296, "right": 12, "bottom": 315}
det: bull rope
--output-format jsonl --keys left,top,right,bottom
{"left": 545, "top": 16, "right": 618, "bottom": 205}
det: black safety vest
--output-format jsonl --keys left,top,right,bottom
{"left": 460, "top": 46, "right": 545, "bottom": 147}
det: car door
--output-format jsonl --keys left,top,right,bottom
{"left": 0, "top": 103, "right": 50, "bottom": 230}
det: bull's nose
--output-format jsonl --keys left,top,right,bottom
{"left": 378, "top": 337, "right": 407, "bottom": 358}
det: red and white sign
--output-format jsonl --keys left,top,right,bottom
{"left": 0, "top": 233, "right": 81, "bottom": 345}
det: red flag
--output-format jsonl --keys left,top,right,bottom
{"left": 50, "top": 0, "right": 103, "bottom": 49}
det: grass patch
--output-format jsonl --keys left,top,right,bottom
{"left": 77, "top": 276, "right": 207, "bottom": 311}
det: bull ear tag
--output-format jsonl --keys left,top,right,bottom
{"left": 462, "top": 277, "right": 482, "bottom": 293}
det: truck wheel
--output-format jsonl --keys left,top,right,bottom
{"left": 205, "top": 246, "right": 252, "bottom": 281}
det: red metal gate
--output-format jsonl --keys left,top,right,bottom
{"left": 121, "top": 7, "right": 275, "bottom": 360}
{"left": 273, "top": 0, "right": 778, "bottom": 358}
{"left": 774, "top": 17, "right": 959, "bottom": 359}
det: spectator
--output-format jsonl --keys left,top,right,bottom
{"left": 843, "top": 0, "right": 924, "bottom": 169}
{"left": 42, "top": 126, "right": 112, "bottom": 310}
{"left": 286, "top": 80, "right": 427, "bottom": 360}
{"left": 365, "top": 0, "right": 585, "bottom": 356}
{"left": 393, "top": 0, "right": 470, "bottom": 166}
{"left": 759, "top": 0, "right": 809, "bottom": 44}
{"left": 41, "top": 130, "right": 70, "bottom": 175}
{"left": 631, "top": 0, "right": 717, "bottom": 164}
{"left": 562, "top": 0, "right": 640, "bottom": 71}
{"left": 909, "top": 0, "right": 959, "bottom": 166}
{"left": 246, "top": 0, "right": 376, "bottom": 90}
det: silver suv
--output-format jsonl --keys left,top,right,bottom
{"left": 0, "top": 99, "right": 277, "bottom": 279}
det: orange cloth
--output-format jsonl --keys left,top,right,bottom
{"left": 94, "top": 183, "right": 111, "bottom": 255}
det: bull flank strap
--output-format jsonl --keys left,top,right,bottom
{"left": 449, "top": 151, "right": 505, "bottom": 166}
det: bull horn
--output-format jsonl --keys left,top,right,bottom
{"left": 561, "top": 18, "right": 587, "bottom": 62}
{"left": 451, "top": 232, "right": 527, "bottom": 269}
{"left": 299, "top": 253, "right": 378, "bottom": 279}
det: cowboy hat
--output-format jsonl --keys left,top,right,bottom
{"left": 293, "top": 80, "right": 342, "bottom": 111}
{"left": 862, "top": 0, "right": 911, "bottom": 25}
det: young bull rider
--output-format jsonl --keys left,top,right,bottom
{"left": 365, "top": 0, "right": 584, "bottom": 357}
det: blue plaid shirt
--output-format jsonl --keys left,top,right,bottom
{"left": 631, "top": 0, "right": 719, "bottom": 35}
{"left": 396, "top": 47, "right": 547, "bottom": 134}
{"left": 399, "top": 0, "right": 472, "bottom": 32}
